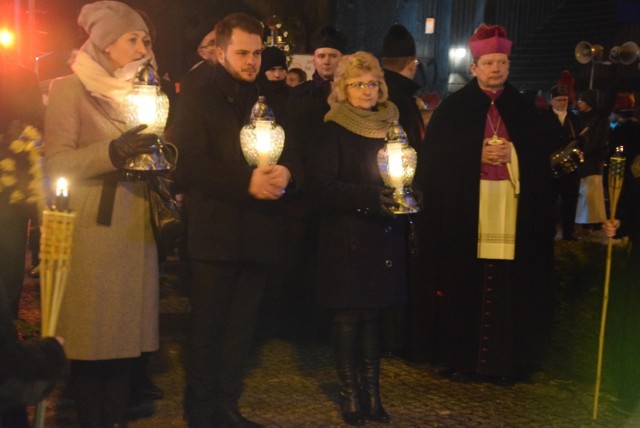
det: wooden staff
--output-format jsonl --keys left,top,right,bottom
{"left": 593, "top": 153, "right": 626, "bottom": 419}
{"left": 35, "top": 208, "right": 76, "bottom": 428}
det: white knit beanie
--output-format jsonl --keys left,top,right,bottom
{"left": 78, "top": 1, "right": 148, "bottom": 50}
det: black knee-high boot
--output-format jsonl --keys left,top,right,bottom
{"left": 362, "top": 313, "right": 390, "bottom": 423}
{"left": 102, "top": 358, "right": 133, "bottom": 426}
{"left": 70, "top": 360, "right": 103, "bottom": 427}
{"left": 333, "top": 313, "right": 365, "bottom": 427}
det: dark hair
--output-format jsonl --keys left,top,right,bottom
{"left": 288, "top": 67, "right": 307, "bottom": 81}
{"left": 215, "top": 13, "right": 263, "bottom": 51}
{"left": 381, "top": 56, "right": 415, "bottom": 72}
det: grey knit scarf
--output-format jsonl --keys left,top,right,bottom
{"left": 324, "top": 100, "right": 399, "bottom": 138}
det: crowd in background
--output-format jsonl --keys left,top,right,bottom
{"left": 1, "top": 1, "right": 640, "bottom": 427}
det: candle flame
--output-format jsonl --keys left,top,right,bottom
{"left": 387, "top": 143, "right": 405, "bottom": 189}
{"left": 56, "top": 177, "right": 68, "bottom": 197}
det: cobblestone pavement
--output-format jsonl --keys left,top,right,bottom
{"left": 21, "top": 233, "right": 640, "bottom": 427}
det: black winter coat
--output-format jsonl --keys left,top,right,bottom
{"left": 172, "top": 64, "right": 303, "bottom": 264}
{"left": 287, "top": 73, "right": 331, "bottom": 162}
{"left": 540, "top": 108, "right": 581, "bottom": 152}
{"left": 577, "top": 109, "right": 610, "bottom": 176}
{"left": 308, "top": 121, "right": 408, "bottom": 309}
{"left": 415, "top": 78, "right": 555, "bottom": 368}
{"left": 384, "top": 69, "right": 424, "bottom": 150}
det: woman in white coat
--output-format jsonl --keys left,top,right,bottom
{"left": 44, "top": 1, "right": 160, "bottom": 425}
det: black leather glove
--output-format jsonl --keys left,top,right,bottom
{"left": 108, "top": 124, "right": 158, "bottom": 168}
{"left": 377, "top": 188, "right": 399, "bottom": 218}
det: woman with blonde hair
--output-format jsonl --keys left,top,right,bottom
{"left": 308, "top": 51, "right": 408, "bottom": 426}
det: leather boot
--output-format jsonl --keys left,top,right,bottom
{"left": 70, "top": 361, "right": 103, "bottom": 427}
{"left": 361, "top": 314, "right": 390, "bottom": 423}
{"left": 333, "top": 315, "right": 365, "bottom": 427}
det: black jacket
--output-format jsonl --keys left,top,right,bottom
{"left": 578, "top": 109, "right": 610, "bottom": 176}
{"left": 384, "top": 69, "right": 424, "bottom": 150}
{"left": 172, "top": 64, "right": 302, "bottom": 263}
{"left": 308, "top": 120, "right": 407, "bottom": 309}
{"left": 287, "top": 72, "right": 332, "bottom": 162}
{"left": 540, "top": 107, "right": 582, "bottom": 153}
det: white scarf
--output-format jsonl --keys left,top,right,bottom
{"left": 71, "top": 50, "right": 148, "bottom": 104}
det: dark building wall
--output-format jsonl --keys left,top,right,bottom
{"left": 17, "top": 0, "right": 640, "bottom": 98}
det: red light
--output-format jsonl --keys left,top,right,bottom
{"left": 0, "top": 27, "right": 15, "bottom": 48}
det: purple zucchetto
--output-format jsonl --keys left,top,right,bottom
{"left": 468, "top": 24, "right": 512, "bottom": 60}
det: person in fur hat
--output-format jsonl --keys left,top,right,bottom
{"left": 414, "top": 23, "right": 554, "bottom": 385}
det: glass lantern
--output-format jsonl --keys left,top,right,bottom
{"left": 377, "top": 120, "right": 420, "bottom": 214}
{"left": 121, "top": 62, "right": 175, "bottom": 171}
{"left": 239, "top": 96, "right": 285, "bottom": 167}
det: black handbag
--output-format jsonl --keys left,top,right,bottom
{"left": 147, "top": 174, "right": 181, "bottom": 246}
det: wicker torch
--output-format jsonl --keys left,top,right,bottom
{"left": 35, "top": 178, "right": 76, "bottom": 428}
{"left": 593, "top": 151, "right": 626, "bottom": 419}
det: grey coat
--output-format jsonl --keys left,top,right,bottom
{"left": 44, "top": 74, "right": 159, "bottom": 360}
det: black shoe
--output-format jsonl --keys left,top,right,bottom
{"left": 340, "top": 406, "right": 366, "bottom": 427}
{"left": 131, "top": 381, "right": 164, "bottom": 402}
{"left": 213, "top": 408, "right": 263, "bottom": 428}
{"left": 365, "top": 405, "right": 390, "bottom": 423}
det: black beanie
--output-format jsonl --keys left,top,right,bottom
{"left": 578, "top": 89, "right": 598, "bottom": 109}
{"left": 310, "top": 25, "right": 347, "bottom": 53}
{"left": 260, "top": 46, "right": 287, "bottom": 73}
{"left": 550, "top": 84, "right": 568, "bottom": 99}
{"left": 185, "top": 14, "right": 217, "bottom": 53}
{"left": 381, "top": 24, "right": 416, "bottom": 58}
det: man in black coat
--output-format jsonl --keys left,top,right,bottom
{"left": 415, "top": 24, "right": 554, "bottom": 385}
{"left": 575, "top": 89, "right": 610, "bottom": 229}
{"left": 257, "top": 46, "right": 290, "bottom": 127}
{"left": 172, "top": 13, "right": 302, "bottom": 428}
{"left": 542, "top": 84, "right": 582, "bottom": 240}
{"left": 379, "top": 24, "right": 426, "bottom": 359}
{"left": 288, "top": 25, "right": 347, "bottom": 161}
{"left": 381, "top": 24, "right": 424, "bottom": 153}
{"left": 280, "top": 26, "right": 347, "bottom": 338}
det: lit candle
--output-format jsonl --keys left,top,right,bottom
{"left": 255, "top": 120, "right": 272, "bottom": 167}
{"left": 55, "top": 177, "right": 69, "bottom": 211}
{"left": 387, "top": 143, "right": 405, "bottom": 190}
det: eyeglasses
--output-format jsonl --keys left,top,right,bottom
{"left": 346, "top": 81, "right": 381, "bottom": 90}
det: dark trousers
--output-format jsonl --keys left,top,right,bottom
{"left": 552, "top": 174, "right": 579, "bottom": 238}
{"left": 185, "top": 260, "right": 267, "bottom": 424}
{"left": 0, "top": 204, "right": 30, "bottom": 319}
